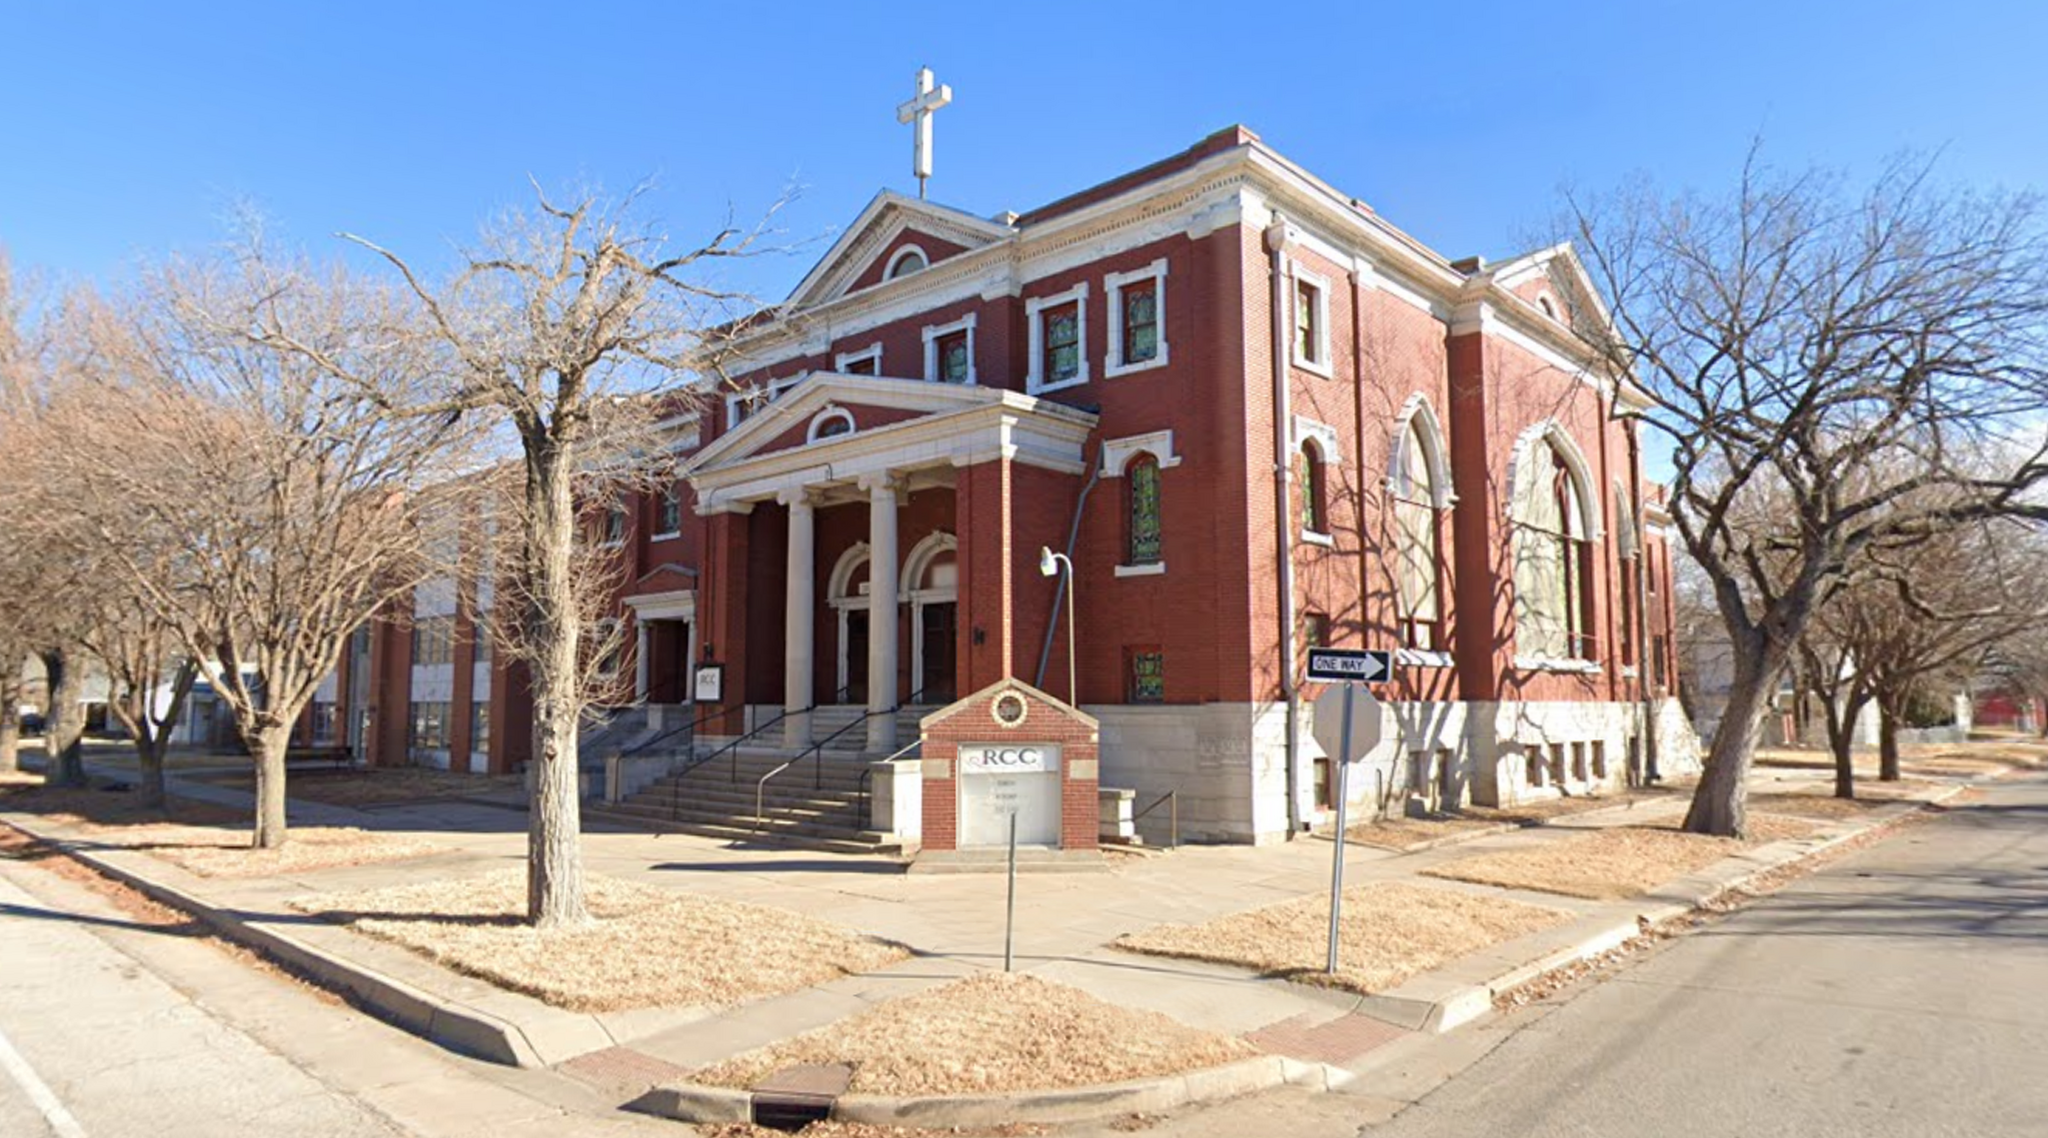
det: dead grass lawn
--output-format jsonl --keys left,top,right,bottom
{"left": 197, "top": 767, "right": 523, "bottom": 807}
{"left": 1113, "top": 881, "right": 1569, "bottom": 996}
{"left": 1423, "top": 817, "right": 1818, "bottom": 901}
{"left": 694, "top": 973, "right": 1255, "bottom": 1096}
{"left": 1342, "top": 815, "right": 1507, "bottom": 851}
{"left": 294, "top": 868, "right": 907, "bottom": 1013}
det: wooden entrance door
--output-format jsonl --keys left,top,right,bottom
{"left": 844, "top": 609, "right": 869, "bottom": 704}
{"left": 919, "top": 601, "right": 957, "bottom": 703}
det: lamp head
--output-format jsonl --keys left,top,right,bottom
{"left": 1038, "top": 546, "right": 1058, "bottom": 578}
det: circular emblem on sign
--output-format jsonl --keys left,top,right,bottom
{"left": 991, "top": 690, "right": 1029, "bottom": 729}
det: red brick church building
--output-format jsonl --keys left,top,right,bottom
{"left": 333, "top": 125, "right": 1692, "bottom": 845}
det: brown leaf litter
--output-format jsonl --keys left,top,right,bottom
{"left": 693, "top": 972, "right": 1255, "bottom": 1097}
{"left": 292, "top": 867, "right": 908, "bottom": 1013}
{"left": 1113, "top": 881, "right": 1569, "bottom": 996}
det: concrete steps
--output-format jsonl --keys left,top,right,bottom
{"left": 592, "top": 744, "right": 899, "bottom": 854}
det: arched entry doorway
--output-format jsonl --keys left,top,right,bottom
{"left": 827, "top": 533, "right": 957, "bottom": 706}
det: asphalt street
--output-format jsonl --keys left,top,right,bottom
{"left": 1370, "top": 773, "right": 2048, "bottom": 1137}
{"left": 0, "top": 856, "right": 407, "bottom": 1138}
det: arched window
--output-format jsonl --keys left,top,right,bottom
{"left": 1126, "top": 454, "right": 1163, "bottom": 565}
{"left": 1299, "top": 442, "right": 1328, "bottom": 536}
{"left": 885, "top": 245, "right": 928, "bottom": 280}
{"left": 806, "top": 407, "right": 856, "bottom": 443}
{"left": 1513, "top": 432, "right": 1597, "bottom": 660}
{"left": 1393, "top": 419, "right": 1443, "bottom": 650}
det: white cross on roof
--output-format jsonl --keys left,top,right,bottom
{"left": 895, "top": 66, "right": 953, "bottom": 200}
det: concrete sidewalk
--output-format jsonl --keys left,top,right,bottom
{"left": 2, "top": 754, "right": 1979, "bottom": 1127}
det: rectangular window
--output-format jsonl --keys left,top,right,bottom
{"left": 842, "top": 355, "right": 877, "bottom": 376}
{"left": 656, "top": 488, "right": 682, "bottom": 536}
{"left": 471, "top": 701, "right": 490, "bottom": 756}
{"left": 310, "top": 702, "right": 338, "bottom": 744}
{"left": 472, "top": 620, "right": 492, "bottom": 665}
{"left": 1121, "top": 280, "right": 1158, "bottom": 365}
{"left": 602, "top": 503, "right": 626, "bottom": 546}
{"left": 1043, "top": 303, "right": 1081, "bottom": 384}
{"left": 937, "top": 330, "right": 970, "bottom": 384}
{"left": 1027, "top": 285, "right": 1089, "bottom": 391}
{"left": 1294, "top": 277, "right": 1324, "bottom": 367}
{"left": 411, "top": 616, "right": 454, "bottom": 666}
{"left": 408, "top": 701, "right": 449, "bottom": 750}
{"left": 1129, "top": 648, "right": 1165, "bottom": 704}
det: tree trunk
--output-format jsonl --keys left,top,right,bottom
{"left": 1684, "top": 636, "right": 1788, "bottom": 837}
{"left": 0, "top": 669, "right": 20, "bottom": 776}
{"left": 523, "top": 440, "right": 588, "bottom": 928}
{"left": 134, "top": 726, "right": 167, "bottom": 812}
{"left": 244, "top": 720, "right": 292, "bottom": 849}
{"left": 41, "top": 648, "right": 88, "bottom": 787}
{"left": 1824, "top": 694, "right": 1867, "bottom": 801}
{"left": 1877, "top": 697, "right": 1903, "bottom": 782}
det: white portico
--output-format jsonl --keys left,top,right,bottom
{"left": 685, "top": 372, "right": 1096, "bottom": 752}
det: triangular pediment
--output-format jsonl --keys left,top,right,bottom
{"left": 784, "top": 191, "right": 1014, "bottom": 309}
{"left": 1484, "top": 243, "right": 1613, "bottom": 332}
{"left": 685, "top": 374, "right": 1011, "bottom": 474}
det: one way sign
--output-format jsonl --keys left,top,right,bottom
{"left": 1305, "top": 647, "right": 1392, "bottom": 685}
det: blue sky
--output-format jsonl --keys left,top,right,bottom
{"left": 5, "top": 2, "right": 2044, "bottom": 304}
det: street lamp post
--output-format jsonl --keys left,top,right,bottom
{"left": 1038, "top": 547, "right": 1076, "bottom": 706}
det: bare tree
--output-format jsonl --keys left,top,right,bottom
{"left": 246, "top": 185, "right": 769, "bottom": 926}
{"left": 28, "top": 264, "right": 485, "bottom": 847}
{"left": 1566, "top": 150, "right": 2048, "bottom": 836}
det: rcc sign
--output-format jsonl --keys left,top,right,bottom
{"left": 959, "top": 744, "right": 1061, "bottom": 775}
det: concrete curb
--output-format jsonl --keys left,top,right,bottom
{"left": 631, "top": 1055, "right": 1334, "bottom": 1128}
{"left": 0, "top": 810, "right": 670, "bottom": 1070}
{"left": 1344, "top": 783, "right": 1965, "bottom": 1035}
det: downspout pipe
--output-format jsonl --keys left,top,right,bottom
{"left": 1037, "top": 442, "right": 1105, "bottom": 692}
{"left": 1266, "top": 219, "right": 1302, "bottom": 838}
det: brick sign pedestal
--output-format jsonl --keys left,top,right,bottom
{"left": 913, "top": 679, "right": 1101, "bottom": 871}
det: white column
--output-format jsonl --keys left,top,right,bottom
{"left": 634, "top": 619, "right": 650, "bottom": 703}
{"left": 864, "top": 474, "right": 901, "bottom": 752}
{"left": 782, "top": 490, "right": 816, "bottom": 748}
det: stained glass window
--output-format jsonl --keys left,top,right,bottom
{"left": 938, "top": 331, "right": 970, "bottom": 384}
{"left": 1128, "top": 456, "right": 1162, "bottom": 564}
{"left": 1123, "top": 281, "right": 1158, "bottom": 364}
{"left": 1130, "top": 649, "right": 1165, "bottom": 703}
{"left": 1045, "top": 304, "right": 1080, "bottom": 383}
{"left": 1299, "top": 445, "right": 1326, "bottom": 534}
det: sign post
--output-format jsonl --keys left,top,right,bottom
{"left": 1305, "top": 648, "right": 1392, "bottom": 976}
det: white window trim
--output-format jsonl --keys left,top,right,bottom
{"left": 1104, "top": 258, "right": 1170, "bottom": 378}
{"left": 834, "top": 341, "right": 883, "bottom": 375}
{"left": 724, "top": 374, "right": 805, "bottom": 430}
{"left": 806, "top": 405, "right": 857, "bottom": 444}
{"left": 595, "top": 619, "right": 623, "bottom": 678}
{"left": 1387, "top": 394, "right": 1458, "bottom": 507}
{"left": 1026, "top": 282, "right": 1091, "bottom": 393}
{"left": 1514, "top": 655, "right": 1602, "bottom": 674}
{"left": 652, "top": 489, "right": 683, "bottom": 540}
{"left": 1100, "top": 430, "right": 1184, "bottom": 477}
{"left": 885, "top": 244, "right": 930, "bottom": 280}
{"left": 1290, "top": 263, "right": 1334, "bottom": 378}
{"left": 1114, "top": 562, "right": 1167, "bottom": 578}
{"left": 599, "top": 505, "right": 627, "bottom": 549}
{"left": 1300, "top": 529, "right": 1335, "bottom": 548}
{"left": 1395, "top": 648, "right": 1455, "bottom": 669}
{"left": 1291, "top": 415, "right": 1343, "bottom": 465}
{"left": 921, "top": 313, "right": 979, "bottom": 385}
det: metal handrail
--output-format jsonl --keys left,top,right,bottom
{"left": 1131, "top": 789, "right": 1179, "bottom": 849}
{"left": 856, "top": 736, "right": 924, "bottom": 832}
{"left": 754, "top": 688, "right": 927, "bottom": 833}
{"left": 618, "top": 701, "right": 736, "bottom": 760}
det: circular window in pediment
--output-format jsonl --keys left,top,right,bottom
{"left": 991, "top": 690, "right": 1029, "bottom": 729}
